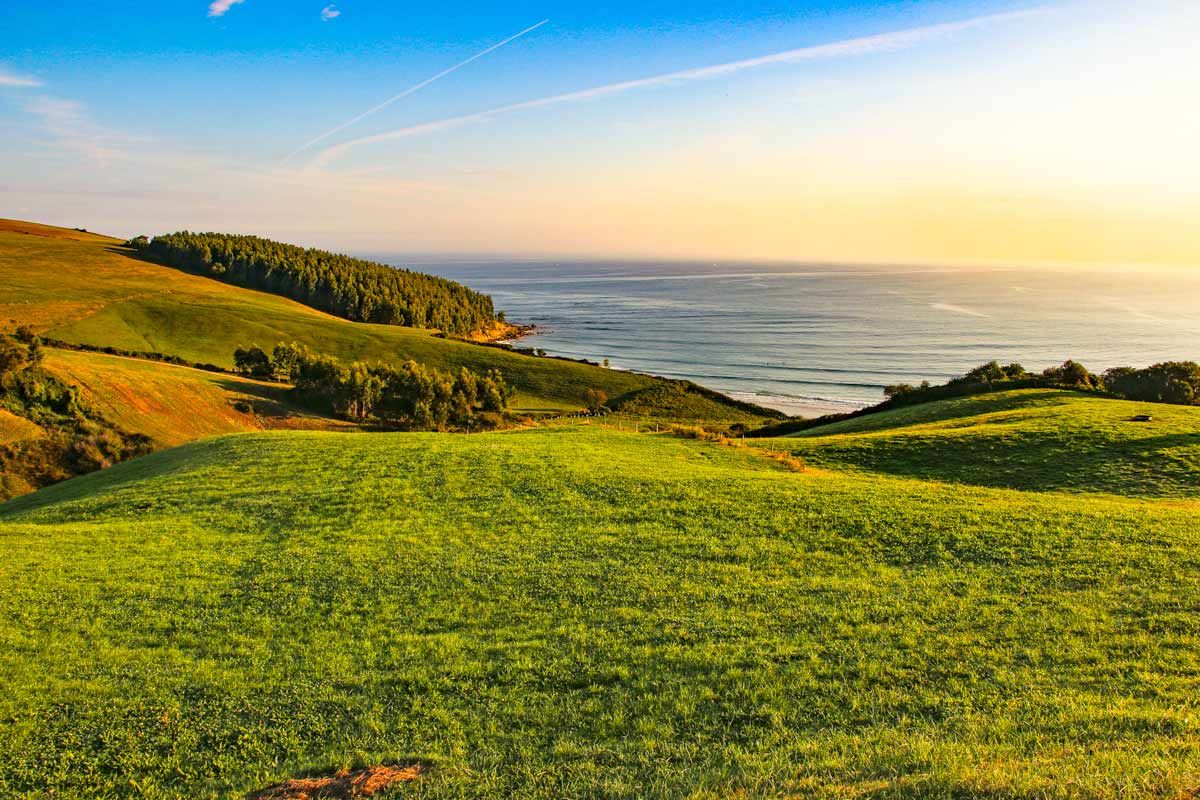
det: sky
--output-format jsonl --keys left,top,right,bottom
{"left": 1, "top": 0, "right": 1198, "bottom": 267}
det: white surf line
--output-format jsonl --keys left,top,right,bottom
{"left": 283, "top": 18, "right": 549, "bottom": 163}
{"left": 311, "top": 6, "right": 1052, "bottom": 168}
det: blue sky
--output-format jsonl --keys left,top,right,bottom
{"left": 2, "top": 1, "right": 1198, "bottom": 265}
{"left": 4, "top": 0, "right": 1015, "bottom": 160}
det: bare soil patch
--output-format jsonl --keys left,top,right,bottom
{"left": 247, "top": 764, "right": 426, "bottom": 799}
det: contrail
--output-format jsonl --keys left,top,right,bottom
{"left": 312, "top": 6, "right": 1051, "bottom": 169}
{"left": 284, "top": 18, "right": 549, "bottom": 163}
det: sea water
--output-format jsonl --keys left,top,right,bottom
{"left": 380, "top": 258, "right": 1200, "bottom": 416}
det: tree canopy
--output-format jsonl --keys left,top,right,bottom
{"left": 134, "top": 232, "right": 497, "bottom": 335}
{"left": 235, "top": 343, "right": 514, "bottom": 430}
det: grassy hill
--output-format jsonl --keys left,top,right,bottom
{"left": 0, "top": 219, "right": 769, "bottom": 422}
{"left": 1, "top": 425, "right": 1198, "bottom": 798}
{"left": 42, "top": 349, "right": 354, "bottom": 446}
{"left": 769, "top": 389, "right": 1200, "bottom": 498}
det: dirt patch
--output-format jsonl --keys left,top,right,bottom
{"left": 247, "top": 765, "right": 426, "bottom": 799}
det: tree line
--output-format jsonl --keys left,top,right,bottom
{"left": 129, "top": 232, "right": 498, "bottom": 335}
{"left": 885, "top": 359, "right": 1200, "bottom": 406}
{"left": 752, "top": 358, "right": 1200, "bottom": 437}
{"left": 234, "top": 343, "right": 514, "bottom": 430}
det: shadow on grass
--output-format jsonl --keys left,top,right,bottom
{"left": 795, "top": 429, "right": 1200, "bottom": 498}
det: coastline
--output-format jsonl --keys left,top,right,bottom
{"left": 465, "top": 319, "right": 872, "bottom": 420}
{"left": 462, "top": 320, "right": 539, "bottom": 344}
{"left": 728, "top": 392, "right": 870, "bottom": 420}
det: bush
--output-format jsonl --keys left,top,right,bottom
{"left": 256, "top": 342, "right": 514, "bottom": 431}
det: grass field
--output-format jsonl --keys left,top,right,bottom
{"left": 2, "top": 423, "right": 1199, "bottom": 799}
{"left": 769, "top": 389, "right": 1200, "bottom": 498}
{"left": 0, "top": 220, "right": 766, "bottom": 423}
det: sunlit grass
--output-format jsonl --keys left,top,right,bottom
{"left": 2, "top": 426, "right": 1198, "bottom": 798}
{"left": 776, "top": 389, "right": 1200, "bottom": 497}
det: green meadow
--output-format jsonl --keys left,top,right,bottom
{"left": 775, "top": 389, "right": 1200, "bottom": 498}
{"left": 2, "top": 424, "right": 1199, "bottom": 799}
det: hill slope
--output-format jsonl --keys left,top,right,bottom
{"left": 770, "top": 388, "right": 1200, "bottom": 498}
{"left": 42, "top": 349, "right": 353, "bottom": 446}
{"left": 2, "top": 426, "right": 1199, "bottom": 798}
{"left": 0, "top": 220, "right": 770, "bottom": 422}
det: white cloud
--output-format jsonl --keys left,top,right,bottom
{"left": 313, "top": 6, "right": 1051, "bottom": 168}
{"left": 208, "top": 0, "right": 245, "bottom": 18}
{"left": 0, "top": 67, "right": 42, "bottom": 89}
{"left": 321, "top": 5, "right": 340, "bottom": 21}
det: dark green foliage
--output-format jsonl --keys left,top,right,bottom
{"left": 1042, "top": 359, "right": 1100, "bottom": 389}
{"left": 1104, "top": 362, "right": 1200, "bottom": 405}
{"left": 137, "top": 232, "right": 497, "bottom": 335}
{"left": 0, "top": 335, "right": 152, "bottom": 500}
{"left": 264, "top": 343, "right": 513, "bottom": 430}
{"left": 232, "top": 345, "right": 273, "bottom": 379}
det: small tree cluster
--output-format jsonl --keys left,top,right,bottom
{"left": 235, "top": 343, "right": 514, "bottom": 429}
{"left": 881, "top": 358, "right": 1200, "bottom": 409}
{"left": 1103, "top": 362, "right": 1200, "bottom": 406}
{"left": 583, "top": 388, "right": 608, "bottom": 413}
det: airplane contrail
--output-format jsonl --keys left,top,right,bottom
{"left": 311, "top": 6, "right": 1052, "bottom": 169}
{"left": 283, "top": 18, "right": 549, "bottom": 163}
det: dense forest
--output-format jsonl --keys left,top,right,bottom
{"left": 0, "top": 330, "right": 152, "bottom": 499}
{"left": 234, "top": 343, "right": 514, "bottom": 430}
{"left": 130, "top": 232, "right": 498, "bottom": 335}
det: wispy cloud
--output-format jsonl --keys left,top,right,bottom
{"left": 208, "top": 0, "right": 244, "bottom": 18}
{"left": 285, "top": 18, "right": 549, "bottom": 163}
{"left": 0, "top": 67, "right": 42, "bottom": 89}
{"left": 313, "top": 6, "right": 1049, "bottom": 168}
{"left": 23, "top": 96, "right": 145, "bottom": 163}
{"left": 321, "top": 5, "right": 340, "bottom": 21}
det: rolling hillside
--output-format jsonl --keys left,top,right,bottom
{"left": 1, "top": 424, "right": 1198, "bottom": 798}
{"left": 770, "top": 389, "right": 1200, "bottom": 497}
{"left": 42, "top": 349, "right": 354, "bottom": 446}
{"left": 0, "top": 219, "right": 770, "bottom": 422}
{"left": 4, "top": 218, "right": 1198, "bottom": 798}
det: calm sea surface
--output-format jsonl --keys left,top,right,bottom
{"left": 379, "top": 258, "right": 1200, "bottom": 415}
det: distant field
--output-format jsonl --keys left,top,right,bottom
{"left": 1, "top": 220, "right": 766, "bottom": 422}
{"left": 2, "top": 425, "right": 1199, "bottom": 799}
{"left": 774, "top": 388, "right": 1200, "bottom": 498}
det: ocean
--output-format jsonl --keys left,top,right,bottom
{"left": 381, "top": 258, "right": 1200, "bottom": 416}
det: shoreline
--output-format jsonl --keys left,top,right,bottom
{"left": 464, "top": 319, "right": 873, "bottom": 420}
{"left": 729, "top": 392, "right": 871, "bottom": 420}
{"left": 462, "top": 321, "right": 539, "bottom": 344}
